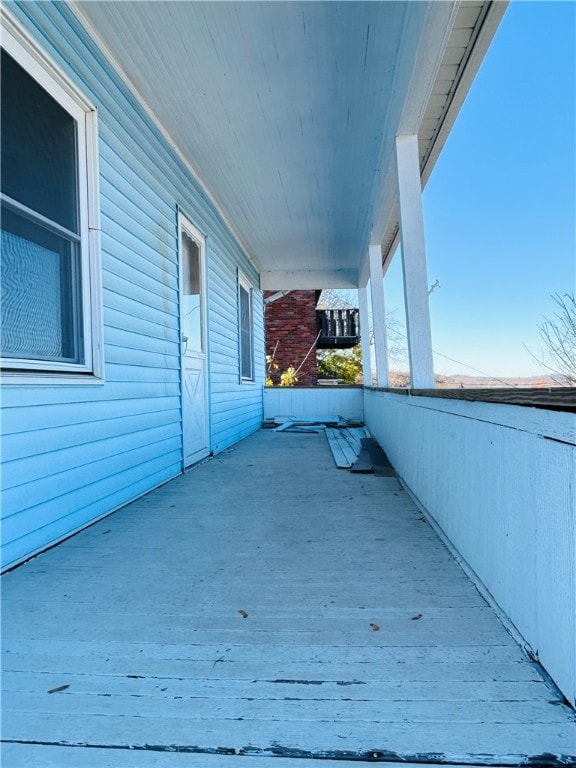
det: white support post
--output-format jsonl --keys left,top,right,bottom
{"left": 358, "top": 285, "right": 372, "bottom": 387}
{"left": 368, "top": 245, "right": 389, "bottom": 387}
{"left": 395, "top": 134, "right": 434, "bottom": 388}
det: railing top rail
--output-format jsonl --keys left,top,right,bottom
{"left": 367, "top": 386, "right": 576, "bottom": 413}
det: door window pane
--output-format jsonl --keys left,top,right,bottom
{"left": 240, "top": 282, "right": 253, "bottom": 379}
{"left": 181, "top": 232, "right": 203, "bottom": 352}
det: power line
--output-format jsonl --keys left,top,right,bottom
{"left": 431, "top": 350, "right": 519, "bottom": 387}
{"left": 384, "top": 327, "right": 519, "bottom": 388}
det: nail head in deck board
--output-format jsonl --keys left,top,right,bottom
{"left": 2, "top": 431, "right": 573, "bottom": 765}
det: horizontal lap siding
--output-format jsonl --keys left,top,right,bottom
{"left": 206, "top": 229, "right": 264, "bottom": 454}
{"left": 1, "top": 2, "right": 263, "bottom": 570}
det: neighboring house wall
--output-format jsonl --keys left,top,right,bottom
{"left": 265, "top": 291, "right": 318, "bottom": 385}
{"left": 364, "top": 389, "right": 576, "bottom": 707}
{"left": 1, "top": 2, "right": 264, "bottom": 571}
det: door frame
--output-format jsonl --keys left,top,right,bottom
{"left": 177, "top": 209, "right": 211, "bottom": 468}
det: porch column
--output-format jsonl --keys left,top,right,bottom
{"left": 368, "top": 244, "right": 389, "bottom": 387}
{"left": 358, "top": 285, "right": 372, "bottom": 387}
{"left": 395, "top": 134, "right": 434, "bottom": 388}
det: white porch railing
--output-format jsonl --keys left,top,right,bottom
{"left": 364, "top": 388, "right": 576, "bottom": 707}
{"left": 263, "top": 386, "right": 364, "bottom": 422}
{"left": 261, "top": 385, "right": 575, "bottom": 706}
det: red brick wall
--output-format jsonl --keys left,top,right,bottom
{"left": 265, "top": 291, "right": 318, "bottom": 386}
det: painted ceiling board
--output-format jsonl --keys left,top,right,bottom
{"left": 75, "top": 1, "right": 501, "bottom": 284}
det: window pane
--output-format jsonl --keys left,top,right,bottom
{"left": 1, "top": 50, "right": 78, "bottom": 233}
{"left": 181, "top": 232, "right": 203, "bottom": 352}
{"left": 240, "top": 284, "right": 253, "bottom": 379}
{"left": 1, "top": 206, "right": 83, "bottom": 363}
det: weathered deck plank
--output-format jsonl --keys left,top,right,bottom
{"left": 2, "top": 671, "right": 552, "bottom": 702}
{"left": 3, "top": 713, "right": 575, "bottom": 764}
{"left": 2, "top": 430, "right": 574, "bottom": 767}
{"left": 0, "top": 745, "right": 512, "bottom": 768}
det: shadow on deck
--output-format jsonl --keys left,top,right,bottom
{"left": 2, "top": 430, "right": 574, "bottom": 767}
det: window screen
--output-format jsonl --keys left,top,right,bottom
{"left": 1, "top": 48, "right": 84, "bottom": 366}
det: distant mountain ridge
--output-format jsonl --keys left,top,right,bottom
{"left": 435, "top": 374, "right": 573, "bottom": 389}
{"left": 386, "top": 372, "right": 574, "bottom": 388}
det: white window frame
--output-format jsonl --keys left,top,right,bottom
{"left": 238, "top": 271, "right": 254, "bottom": 383}
{"left": 1, "top": 9, "right": 104, "bottom": 384}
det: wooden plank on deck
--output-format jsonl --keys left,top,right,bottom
{"left": 325, "top": 428, "right": 356, "bottom": 467}
{"left": 325, "top": 427, "right": 367, "bottom": 467}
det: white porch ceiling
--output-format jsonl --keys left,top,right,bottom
{"left": 75, "top": 1, "right": 505, "bottom": 288}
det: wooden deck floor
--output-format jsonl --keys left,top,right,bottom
{"left": 2, "top": 430, "right": 575, "bottom": 767}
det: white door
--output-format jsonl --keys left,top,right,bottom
{"left": 179, "top": 216, "right": 209, "bottom": 467}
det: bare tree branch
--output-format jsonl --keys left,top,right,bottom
{"left": 526, "top": 293, "right": 576, "bottom": 386}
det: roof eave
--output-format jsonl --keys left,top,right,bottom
{"left": 377, "top": 0, "right": 509, "bottom": 273}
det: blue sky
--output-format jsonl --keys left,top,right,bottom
{"left": 384, "top": 0, "right": 575, "bottom": 378}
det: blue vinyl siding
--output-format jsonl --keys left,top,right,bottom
{"left": 1, "top": 1, "right": 264, "bottom": 570}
